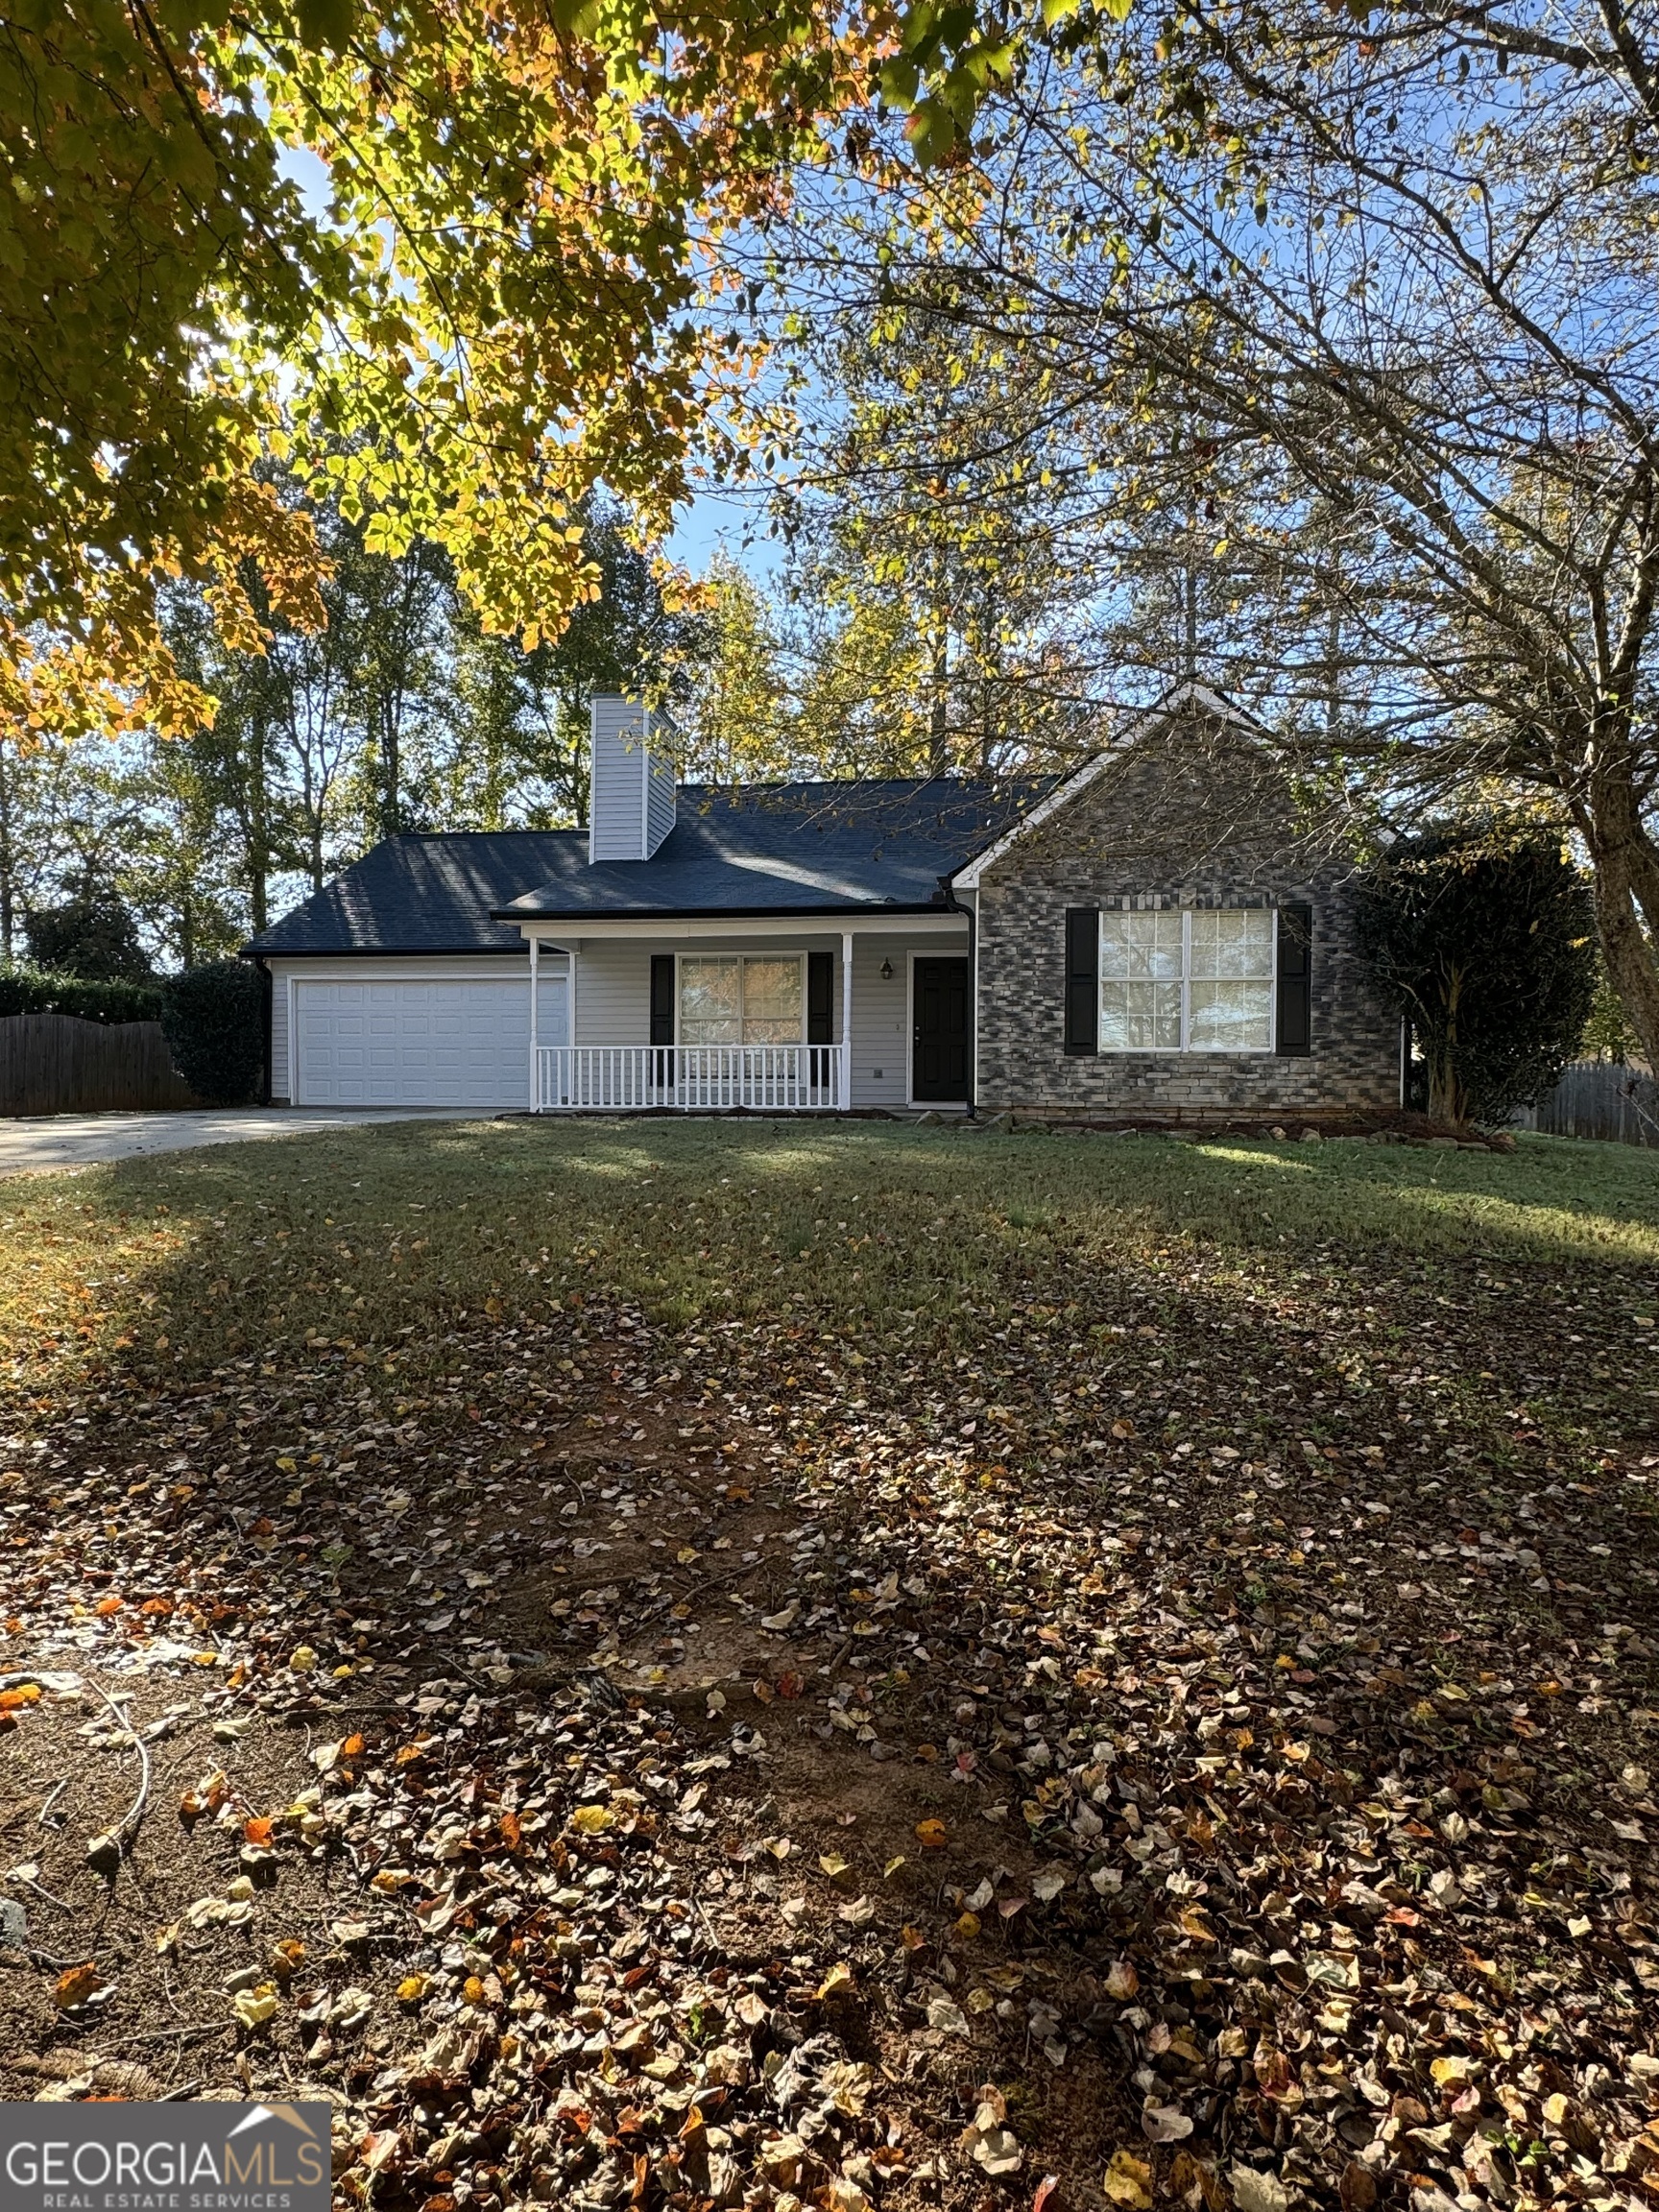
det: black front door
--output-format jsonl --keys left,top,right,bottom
{"left": 912, "top": 957, "right": 970, "bottom": 1102}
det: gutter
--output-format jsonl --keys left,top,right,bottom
{"left": 238, "top": 942, "right": 532, "bottom": 959}
{"left": 487, "top": 898, "right": 952, "bottom": 925}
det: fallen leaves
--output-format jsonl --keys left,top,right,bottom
{"left": 960, "top": 2085, "right": 1022, "bottom": 2175}
{"left": 6, "top": 1129, "right": 1659, "bottom": 2212}
{"left": 1104, "top": 1958, "right": 1139, "bottom": 2000}
{"left": 1231, "top": 2166, "right": 1290, "bottom": 2212}
{"left": 51, "top": 1961, "right": 102, "bottom": 2009}
{"left": 1105, "top": 2149, "right": 1155, "bottom": 2207}
{"left": 230, "top": 1984, "right": 279, "bottom": 2030}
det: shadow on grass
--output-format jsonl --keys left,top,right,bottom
{"left": 2, "top": 1121, "right": 1657, "bottom": 1402}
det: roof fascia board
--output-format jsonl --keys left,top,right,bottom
{"left": 242, "top": 941, "right": 529, "bottom": 959}
{"left": 948, "top": 683, "right": 1266, "bottom": 890}
{"left": 501, "top": 910, "right": 970, "bottom": 944}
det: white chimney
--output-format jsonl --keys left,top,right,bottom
{"left": 588, "top": 694, "right": 677, "bottom": 863}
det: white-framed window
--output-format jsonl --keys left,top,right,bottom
{"left": 1099, "top": 907, "right": 1275, "bottom": 1053}
{"left": 678, "top": 955, "right": 805, "bottom": 1046}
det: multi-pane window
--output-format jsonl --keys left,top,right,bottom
{"left": 678, "top": 956, "right": 803, "bottom": 1046}
{"left": 1099, "top": 909, "right": 1274, "bottom": 1052}
{"left": 1098, "top": 910, "right": 1184, "bottom": 1050}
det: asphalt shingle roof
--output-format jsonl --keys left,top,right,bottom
{"left": 246, "top": 831, "right": 587, "bottom": 956}
{"left": 246, "top": 779, "right": 1045, "bottom": 955}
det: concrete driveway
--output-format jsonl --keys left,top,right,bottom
{"left": 0, "top": 1107, "right": 484, "bottom": 1176}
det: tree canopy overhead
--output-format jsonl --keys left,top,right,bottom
{"left": 0, "top": 0, "right": 1017, "bottom": 745}
{"left": 753, "top": 0, "right": 1659, "bottom": 1060}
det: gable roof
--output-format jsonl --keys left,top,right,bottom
{"left": 948, "top": 684, "right": 1269, "bottom": 891}
{"left": 246, "top": 777, "right": 1046, "bottom": 957}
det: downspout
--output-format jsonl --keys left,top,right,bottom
{"left": 940, "top": 878, "right": 976, "bottom": 1119}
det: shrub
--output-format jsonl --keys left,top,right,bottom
{"left": 1356, "top": 828, "right": 1597, "bottom": 1125}
{"left": 159, "top": 961, "right": 264, "bottom": 1107}
{"left": 25, "top": 891, "right": 153, "bottom": 982}
{"left": 0, "top": 961, "right": 162, "bottom": 1024}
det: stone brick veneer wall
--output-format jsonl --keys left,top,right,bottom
{"left": 973, "top": 717, "right": 1401, "bottom": 1117}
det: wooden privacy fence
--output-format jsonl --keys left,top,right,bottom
{"left": 0, "top": 1014, "right": 198, "bottom": 1117}
{"left": 1521, "top": 1060, "right": 1659, "bottom": 1148}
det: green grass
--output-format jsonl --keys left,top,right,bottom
{"left": 1, "top": 1120, "right": 1655, "bottom": 1395}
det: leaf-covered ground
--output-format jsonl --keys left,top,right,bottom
{"left": 2, "top": 1119, "right": 1659, "bottom": 2212}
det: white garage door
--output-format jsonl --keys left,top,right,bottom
{"left": 296, "top": 978, "right": 565, "bottom": 1109}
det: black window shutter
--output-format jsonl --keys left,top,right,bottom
{"left": 806, "top": 950, "right": 834, "bottom": 1045}
{"left": 1276, "top": 904, "right": 1312, "bottom": 1055}
{"left": 650, "top": 954, "right": 676, "bottom": 1046}
{"left": 1065, "top": 908, "right": 1098, "bottom": 1055}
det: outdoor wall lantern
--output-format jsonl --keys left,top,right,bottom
{"left": 879, "top": 958, "right": 894, "bottom": 979}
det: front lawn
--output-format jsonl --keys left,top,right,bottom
{"left": 2, "top": 1121, "right": 1657, "bottom": 2212}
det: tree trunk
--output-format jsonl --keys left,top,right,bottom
{"left": 0, "top": 736, "right": 14, "bottom": 959}
{"left": 927, "top": 546, "right": 950, "bottom": 777}
{"left": 1582, "top": 762, "right": 1659, "bottom": 1072}
{"left": 1426, "top": 1053, "right": 1470, "bottom": 1126}
{"left": 1426, "top": 965, "right": 1471, "bottom": 1124}
{"left": 927, "top": 631, "right": 949, "bottom": 778}
{"left": 1587, "top": 837, "right": 1659, "bottom": 1072}
{"left": 248, "top": 711, "right": 270, "bottom": 934}
{"left": 382, "top": 697, "right": 400, "bottom": 840}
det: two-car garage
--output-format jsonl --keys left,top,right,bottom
{"left": 275, "top": 966, "right": 567, "bottom": 1110}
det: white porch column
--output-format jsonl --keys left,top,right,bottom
{"left": 528, "top": 934, "right": 540, "bottom": 1110}
{"left": 841, "top": 928, "right": 853, "bottom": 1110}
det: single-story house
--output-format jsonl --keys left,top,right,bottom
{"left": 245, "top": 685, "right": 1402, "bottom": 1118}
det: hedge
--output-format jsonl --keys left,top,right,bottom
{"left": 159, "top": 961, "right": 264, "bottom": 1107}
{"left": 0, "top": 961, "right": 163, "bottom": 1025}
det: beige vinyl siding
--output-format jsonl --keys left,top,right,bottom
{"left": 645, "top": 746, "right": 678, "bottom": 857}
{"left": 850, "top": 934, "right": 924, "bottom": 1111}
{"left": 567, "top": 940, "right": 655, "bottom": 1046}
{"left": 565, "top": 929, "right": 965, "bottom": 1110}
{"left": 589, "top": 698, "right": 676, "bottom": 861}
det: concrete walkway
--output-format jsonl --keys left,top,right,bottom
{"left": 0, "top": 1107, "right": 481, "bottom": 1176}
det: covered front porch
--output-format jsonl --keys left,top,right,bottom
{"left": 517, "top": 914, "right": 972, "bottom": 1114}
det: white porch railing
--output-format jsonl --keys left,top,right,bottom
{"left": 536, "top": 1043, "right": 847, "bottom": 1112}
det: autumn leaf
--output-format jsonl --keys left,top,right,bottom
{"left": 1104, "top": 2151, "right": 1154, "bottom": 2208}
{"left": 54, "top": 1961, "right": 103, "bottom": 2009}
{"left": 232, "top": 1984, "right": 279, "bottom": 2029}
